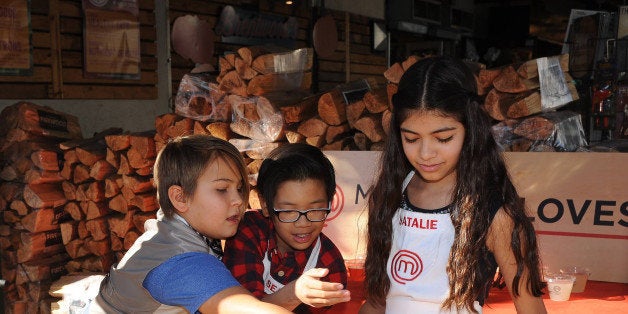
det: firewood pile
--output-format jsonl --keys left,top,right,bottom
{"left": 0, "top": 102, "right": 83, "bottom": 313}
{"left": 57, "top": 129, "right": 158, "bottom": 276}
{"left": 475, "top": 54, "right": 586, "bottom": 152}
{"left": 385, "top": 54, "right": 586, "bottom": 152}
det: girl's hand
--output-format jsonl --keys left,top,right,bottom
{"left": 294, "top": 268, "right": 351, "bottom": 308}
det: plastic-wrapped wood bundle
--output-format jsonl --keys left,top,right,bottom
{"left": 0, "top": 102, "right": 83, "bottom": 151}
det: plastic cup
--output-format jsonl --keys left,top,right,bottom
{"left": 560, "top": 266, "right": 591, "bottom": 293}
{"left": 546, "top": 274, "right": 576, "bottom": 301}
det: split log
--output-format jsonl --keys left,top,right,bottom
{"left": 477, "top": 67, "right": 502, "bottom": 95}
{"left": 108, "top": 194, "right": 130, "bottom": 214}
{"left": 383, "top": 62, "right": 404, "bottom": 84}
{"left": 326, "top": 123, "right": 351, "bottom": 144}
{"left": 492, "top": 66, "right": 539, "bottom": 93}
{"left": 279, "top": 94, "right": 320, "bottom": 124}
{"left": 317, "top": 89, "right": 347, "bottom": 126}
{"left": 363, "top": 88, "right": 389, "bottom": 114}
{"left": 75, "top": 143, "right": 107, "bottom": 167}
{"left": 129, "top": 193, "right": 159, "bottom": 212}
{"left": 117, "top": 154, "right": 133, "bottom": 175}
{"left": 354, "top": 115, "right": 386, "bottom": 143}
{"left": 85, "top": 237, "right": 111, "bottom": 256}
{"left": 104, "top": 176, "right": 121, "bottom": 198}
{"left": 59, "top": 221, "right": 78, "bottom": 245}
{"left": 85, "top": 181, "right": 105, "bottom": 202}
{"left": 505, "top": 91, "right": 542, "bottom": 119}
{"left": 106, "top": 148, "right": 120, "bottom": 168}
{"left": 483, "top": 89, "right": 542, "bottom": 121}
{"left": 297, "top": 117, "right": 328, "bottom": 138}
{"left": 85, "top": 217, "right": 108, "bottom": 241}
{"left": 21, "top": 207, "right": 70, "bottom": 233}
{"left": 234, "top": 57, "right": 258, "bottom": 80}
{"left": 24, "top": 169, "right": 64, "bottom": 185}
{"left": 154, "top": 113, "right": 179, "bottom": 139}
{"left": 64, "top": 239, "right": 90, "bottom": 259}
{"left": 122, "top": 175, "right": 154, "bottom": 194}
{"left": 17, "top": 230, "right": 65, "bottom": 263}
{"left": 401, "top": 55, "right": 422, "bottom": 71}
{"left": 84, "top": 201, "right": 109, "bottom": 220}
{"left": 285, "top": 128, "right": 305, "bottom": 144}
{"left": 218, "top": 70, "right": 248, "bottom": 97}
{"left": 123, "top": 230, "right": 140, "bottom": 250}
{"left": 89, "top": 160, "right": 115, "bottom": 181}
{"left": 306, "top": 136, "right": 325, "bottom": 147}
{"left": 218, "top": 54, "right": 235, "bottom": 74}
{"left": 206, "top": 122, "right": 232, "bottom": 140}
{"left": 63, "top": 202, "right": 84, "bottom": 221}
{"left": 23, "top": 184, "right": 66, "bottom": 209}
{"left": 513, "top": 116, "right": 556, "bottom": 141}
{"left": 108, "top": 211, "right": 136, "bottom": 238}
{"left": 63, "top": 149, "right": 78, "bottom": 166}
{"left": 30, "top": 150, "right": 60, "bottom": 171}
{"left": 73, "top": 164, "right": 91, "bottom": 184}
{"left": 104, "top": 134, "right": 131, "bottom": 152}
{"left": 346, "top": 100, "right": 366, "bottom": 128}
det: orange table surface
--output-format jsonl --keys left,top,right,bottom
{"left": 329, "top": 280, "right": 627, "bottom": 313}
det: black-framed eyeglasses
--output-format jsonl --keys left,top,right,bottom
{"left": 272, "top": 206, "right": 331, "bottom": 223}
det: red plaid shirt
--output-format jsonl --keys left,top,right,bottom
{"left": 223, "top": 210, "right": 348, "bottom": 313}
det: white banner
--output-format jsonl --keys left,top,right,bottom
{"left": 323, "top": 151, "right": 628, "bottom": 283}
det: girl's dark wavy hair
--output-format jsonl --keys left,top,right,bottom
{"left": 364, "top": 56, "right": 545, "bottom": 312}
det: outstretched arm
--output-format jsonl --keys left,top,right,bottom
{"left": 200, "top": 285, "right": 293, "bottom": 314}
{"left": 262, "top": 268, "right": 350, "bottom": 310}
{"left": 487, "top": 208, "right": 547, "bottom": 314}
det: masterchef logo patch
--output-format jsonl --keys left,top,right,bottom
{"left": 326, "top": 185, "right": 345, "bottom": 222}
{"left": 390, "top": 249, "right": 423, "bottom": 284}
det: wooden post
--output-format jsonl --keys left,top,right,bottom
{"left": 345, "top": 12, "right": 350, "bottom": 83}
{"left": 49, "top": 0, "right": 64, "bottom": 98}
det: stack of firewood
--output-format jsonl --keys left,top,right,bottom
{"left": 57, "top": 129, "right": 158, "bottom": 275}
{"left": 382, "top": 54, "right": 585, "bottom": 152}
{"left": 0, "top": 102, "right": 83, "bottom": 313}
{"left": 477, "top": 54, "right": 584, "bottom": 152}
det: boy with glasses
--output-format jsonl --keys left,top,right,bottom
{"left": 223, "top": 143, "right": 350, "bottom": 313}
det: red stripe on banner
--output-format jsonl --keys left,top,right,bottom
{"left": 536, "top": 230, "right": 628, "bottom": 240}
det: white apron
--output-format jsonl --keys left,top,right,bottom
{"left": 263, "top": 237, "right": 321, "bottom": 294}
{"left": 386, "top": 173, "right": 481, "bottom": 314}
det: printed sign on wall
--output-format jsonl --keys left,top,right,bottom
{"left": 323, "top": 151, "right": 628, "bottom": 283}
{"left": 0, "top": 0, "right": 31, "bottom": 75}
{"left": 82, "top": 0, "right": 140, "bottom": 79}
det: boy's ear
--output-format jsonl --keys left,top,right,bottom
{"left": 168, "top": 185, "right": 188, "bottom": 213}
{"left": 259, "top": 197, "right": 270, "bottom": 217}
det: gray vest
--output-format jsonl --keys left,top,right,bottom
{"left": 93, "top": 209, "right": 214, "bottom": 313}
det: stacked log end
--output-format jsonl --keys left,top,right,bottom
{"left": 0, "top": 102, "right": 83, "bottom": 313}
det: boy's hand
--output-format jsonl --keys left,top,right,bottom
{"left": 294, "top": 268, "right": 351, "bottom": 308}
